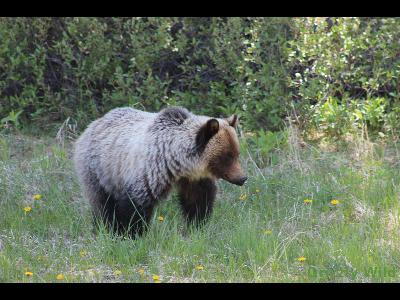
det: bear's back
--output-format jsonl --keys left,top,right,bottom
{"left": 98, "top": 107, "right": 154, "bottom": 126}
{"left": 74, "top": 107, "right": 157, "bottom": 192}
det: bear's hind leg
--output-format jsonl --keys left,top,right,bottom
{"left": 89, "top": 185, "right": 121, "bottom": 234}
{"left": 116, "top": 194, "right": 155, "bottom": 238}
{"left": 177, "top": 177, "right": 217, "bottom": 227}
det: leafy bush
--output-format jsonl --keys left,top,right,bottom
{"left": 1, "top": 17, "right": 400, "bottom": 139}
{"left": 0, "top": 17, "right": 292, "bottom": 133}
{"left": 286, "top": 17, "right": 400, "bottom": 138}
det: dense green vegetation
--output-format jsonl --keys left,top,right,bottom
{"left": 1, "top": 17, "right": 400, "bottom": 283}
{"left": 1, "top": 17, "right": 400, "bottom": 139}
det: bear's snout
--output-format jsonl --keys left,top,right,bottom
{"left": 228, "top": 176, "right": 248, "bottom": 186}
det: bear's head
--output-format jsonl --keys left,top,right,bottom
{"left": 195, "top": 115, "right": 247, "bottom": 186}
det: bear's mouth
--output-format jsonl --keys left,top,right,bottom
{"left": 223, "top": 175, "right": 248, "bottom": 186}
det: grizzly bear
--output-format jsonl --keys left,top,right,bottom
{"left": 73, "top": 106, "right": 247, "bottom": 237}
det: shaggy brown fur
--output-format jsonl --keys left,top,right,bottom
{"left": 73, "top": 106, "right": 247, "bottom": 238}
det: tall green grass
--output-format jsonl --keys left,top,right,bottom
{"left": 1, "top": 132, "right": 400, "bottom": 282}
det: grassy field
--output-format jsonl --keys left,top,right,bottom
{"left": 1, "top": 130, "right": 400, "bottom": 283}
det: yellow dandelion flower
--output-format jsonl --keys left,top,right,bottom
{"left": 23, "top": 206, "right": 32, "bottom": 213}
{"left": 138, "top": 268, "right": 145, "bottom": 275}
{"left": 330, "top": 199, "right": 340, "bottom": 206}
{"left": 25, "top": 271, "right": 33, "bottom": 277}
{"left": 157, "top": 216, "right": 164, "bottom": 222}
{"left": 195, "top": 265, "right": 204, "bottom": 270}
{"left": 114, "top": 270, "right": 122, "bottom": 276}
{"left": 239, "top": 194, "right": 247, "bottom": 201}
{"left": 303, "top": 199, "right": 313, "bottom": 204}
{"left": 33, "top": 194, "right": 42, "bottom": 200}
{"left": 79, "top": 250, "right": 87, "bottom": 257}
{"left": 255, "top": 189, "right": 260, "bottom": 193}
{"left": 154, "top": 280, "right": 162, "bottom": 283}
{"left": 152, "top": 275, "right": 160, "bottom": 281}
{"left": 264, "top": 230, "right": 272, "bottom": 235}
{"left": 56, "top": 274, "right": 65, "bottom": 280}
{"left": 297, "top": 256, "right": 306, "bottom": 262}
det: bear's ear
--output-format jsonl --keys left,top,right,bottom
{"left": 226, "top": 114, "right": 238, "bottom": 129}
{"left": 195, "top": 119, "right": 219, "bottom": 150}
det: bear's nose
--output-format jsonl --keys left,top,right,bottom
{"left": 232, "top": 176, "right": 247, "bottom": 186}
{"left": 238, "top": 176, "right": 248, "bottom": 185}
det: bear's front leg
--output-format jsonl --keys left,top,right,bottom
{"left": 177, "top": 177, "right": 217, "bottom": 227}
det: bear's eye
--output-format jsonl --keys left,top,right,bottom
{"left": 222, "top": 153, "right": 234, "bottom": 164}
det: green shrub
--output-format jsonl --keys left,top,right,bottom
{"left": 286, "top": 17, "right": 400, "bottom": 138}
{"left": 1, "top": 17, "right": 400, "bottom": 139}
{"left": 0, "top": 17, "right": 292, "bottom": 133}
